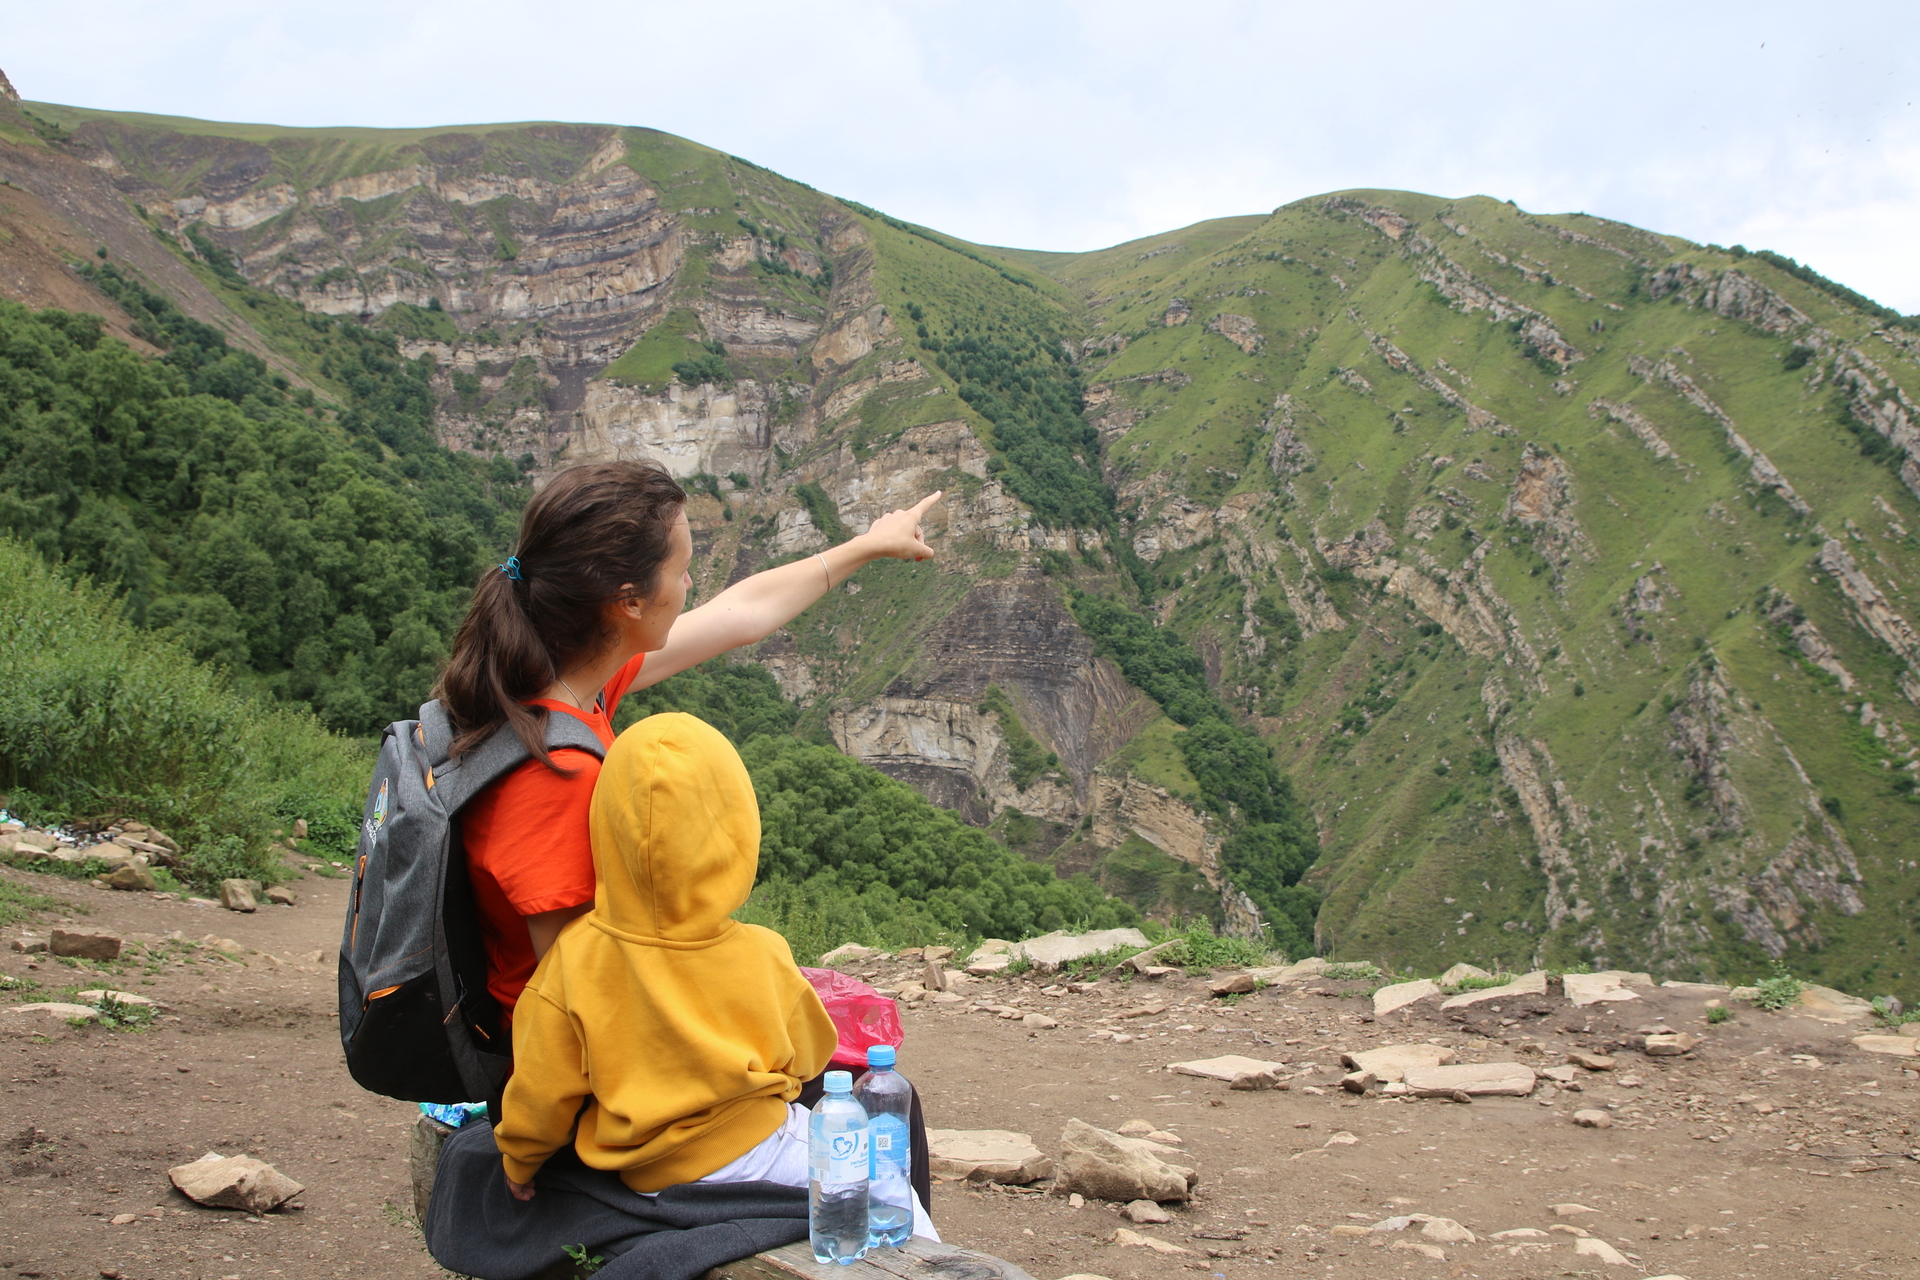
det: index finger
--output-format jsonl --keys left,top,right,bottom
{"left": 907, "top": 490, "right": 943, "bottom": 518}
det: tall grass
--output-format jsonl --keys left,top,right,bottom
{"left": 0, "top": 539, "right": 369, "bottom": 886}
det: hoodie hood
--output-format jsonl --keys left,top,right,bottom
{"left": 587, "top": 712, "right": 758, "bottom": 944}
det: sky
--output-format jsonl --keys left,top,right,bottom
{"left": 6, "top": 0, "right": 1919, "bottom": 310}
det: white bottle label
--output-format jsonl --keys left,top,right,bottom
{"left": 817, "top": 1127, "right": 869, "bottom": 1183}
{"left": 870, "top": 1114, "right": 909, "bottom": 1168}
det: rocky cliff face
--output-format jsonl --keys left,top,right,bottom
{"left": 6, "top": 99, "right": 1918, "bottom": 997}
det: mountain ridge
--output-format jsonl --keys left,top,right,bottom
{"left": 1, "top": 91, "right": 1915, "bottom": 1000}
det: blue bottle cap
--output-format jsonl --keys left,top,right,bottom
{"left": 867, "top": 1044, "right": 897, "bottom": 1068}
{"left": 823, "top": 1070, "right": 853, "bottom": 1093}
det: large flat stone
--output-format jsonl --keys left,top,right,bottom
{"left": 1438, "top": 964, "right": 1490, "bottom": 986}
{"left": 926, "top": 1129, "right": 1054, "bottom": 1184}
{"left": 1564, "top": 973, "right": 1644, "bottom": 1006}
{"left": 1373, "top": 978, "right": 1442, "bottom": 1016}
{"left": 1796, "top": 985, "right": 1875, "bottom": 1023}
{"left": 1850, "top": 1034, "right": 1918, "bottom": 1057}
{"left": 1402, "top": 1062, "right": 1537, "bottom": 1097}
{"left": 1341, "top": 1043, "right": 1456, "bottom": 1083}
{"left": 1169, "top": 1054, "right": 1285, "bottom": 1082}
{"left": 1015, "top": 928, "right": 1151, "bottom": 971}
{"left": 1440, "top": 970, "right": 1547, "bottom": 1009}
{"left": 1055, "top": 1119, "right": 1196, "bottom": 1204}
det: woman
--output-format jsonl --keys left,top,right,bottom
{"left": 435, "top": 460, "right": 940, "bottom": 1026}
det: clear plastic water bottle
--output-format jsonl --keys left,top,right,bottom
{"left": 853, "top": 1044, "right": 913, "bottom": 1248}
{"left": 809, "top": 1070, "right": 870, "bottom": 1264}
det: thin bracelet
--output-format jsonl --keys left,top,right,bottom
{"left": 816, "top": 552, "right": 832, "bottom": 588}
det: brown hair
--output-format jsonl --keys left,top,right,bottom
{"left": 438, "top": 461, "right": 686, "bottom": 769}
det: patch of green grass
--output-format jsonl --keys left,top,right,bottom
{"left": 1747, "top": 963, "right": 1806, "bottom": 1012}
{"left": 1706, "top": 1004, "right": 1732, "bottom": 1025}
{"left": 0, "top": 878, "right": 72, "bottom": 927}
{"left": 1320, "top": 961, "right": 1384, "bottom": 982}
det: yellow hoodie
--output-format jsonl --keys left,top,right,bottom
{"left": 495, "top": 712, "right": 837, "bottom": 1193}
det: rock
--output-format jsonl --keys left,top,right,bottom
{"left": 1567, "top": 1051, "right": 1615, "bottom": 1071}
{"left": 1122, "top": 1199, "right": 1170, "bottom": 1224}
{"left": 1339, "top": 1071, "right": 1376, "bottom": 1094}
{"left": 107, "top": 865, "right": 158, "bottom": 892}
{"left": 1537, "top": 1064, "right": 1577, "bottom": 1084}
{"left": 75, "top": 990, "right": 154, "bottom": 1006}
{"left": 1901, "top": 1022, "right": 1920, "bottom": 1038}
{"left": 1564, "top": 973, "right": 1645, "bottom": 1006}
{"left": 1391, "top": 1240, "right": 1447, "bottom": 1260}
{"left": 926, "top": 1129, "right": 1053, "bottom": 1184}
{"left": 109, "top": 1213, "right": 137, "bottom": 1225}
{"left": 965, "top": 953, "right": 1012, "bottom": 977}
{"left": 1114, "top": 940, "right": 1179, "bottom": 973}
{"left": 1341, "top": 1043, "right": 1456, "bottom": 1083}
{"left": 1572, "top": 1237, "right": 1631, "bottom": 1266}
{"left": 50, "top": 930, "right": 121, "bottom": 961}
{"left": 922, "top": 961, "right": 947, "bottom": 993}
{"left": 1660, "top": 980, "right": 1731, "bottom": 995}
{"left": 922, "top": 945, "right": 954, "bottom": 962}
{"left": 929, "top": 991, "right": 965, "bottom": 1004}
{"left": 10, "top": 935, "right": 46, "bottom": 954}
{"left": 1022, "top": 1013, "right": 1058, "bottom": 1030}
{"left": 1440, "top": 970, "right": 1548, "bottom": 1009}
{"left": 1139, "top": 965, "right": 1181, "bottom": 979}
{"left": 292, "top": 818, "right": 308, "bottom": 839}
{"left": 1112, "top": 1227, "right": 1190, "bottom": 1254}
{"left": 1323, "top": 1130, "right": 1358, "bottom": 1147}
{"left": 167, "top": 1152, "right": 304, "bottom": 1213}
{"left": 1420, "top": 1217, "right": 1475, "bottom": 1244}
{"left": 1116, "top": 1120, "right": 1156, "bottom": 1137}
{"left": 1119, "top": 1002, "right": 1166, "bottom": 1020}
{"left": 1796, "top": 985, "right": 1876, "bottom": 1023}
{"left": 1551, "top": 1203, "right": 1597, "bottom": 1217}
{"left": 13, "top": 831, "right": 57, "bottom": 852}
{"left": 1271, "top": 956, "right": 1330, "bottom": 983}
{"left": 1015, "top": 928, "right": 1151, "bottom": 972}
{"left": 1329, "top": 1223, "right": 1371, "bottom": 1237}
{"left": 219, "top": 880, "right": 258, "bottom": 913}
{"left": 1373, "top": 978, "right": 1443, "bottom": 1016}
{"left": 1438, "top": 963, "right": 1491, "bottom": 985}
{"left": 1403, "top": 1063, "right": 1537, "bottom": 1097}
{"left": 1851, "top": 1034, "right": 1919, "bottom": 1057}
{"left": 1490, "top": 1228, "right": 1549, "bottom": 1239}
{"left": 1230, "top": 1068, "right": 1282, "bottom": 1091}
{"left": 266, "top": 886, "right": 296, "bottom": 906}
{"left": 5, "top": 1003, "right": 99, "bottom": 1021}
{"left": 1572, "top": 1109, "right": 1613, "bottom": 1128}
{"left": 817, "top": 943, "right": 878, "bottom": 967}
{"left": 1209, "top": 971, "right": 1257, "bottom": 996}
{"left": 1169, "top": 1054, "right": 1284, "bottom": 1082}
{"left": 1643, "top": 1032, "right": 1700, "bottom": 1056}
{"left": 1056, "top": 1119, "right": 1197, "bottom": 1203}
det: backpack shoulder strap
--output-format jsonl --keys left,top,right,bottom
{"left": 421, "top": 700, "right": 610, "bottom": 815}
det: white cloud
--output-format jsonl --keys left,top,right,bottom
{"left": 5, "top": 0, "right": 1918, "bottom": 308}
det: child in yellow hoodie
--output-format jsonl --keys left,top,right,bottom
{"left": 494, "top": 712, "right": 838, "bottom": 1195}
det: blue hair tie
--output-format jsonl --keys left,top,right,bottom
{"left": 500, "top": 556, "right": 523, "bottom": 582}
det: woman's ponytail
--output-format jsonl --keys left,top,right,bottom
{"left": 437, "top": 461, "right": 686, "bottom": 768}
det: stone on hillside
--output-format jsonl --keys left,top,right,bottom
{"left": 1403, "top": 1063, "right": 1537, "bottom": 1097}
{"left": 1643, "top": 1032, "right": 1699, "bottom": 1056}
{"left": 965, "top": 953, "right": 1011, "bottom": 976}
{"left": 1572, "top": 1237, "right": 1631, "bottom": 1266}
{"left": 1116, "top": 1120, "right": 1155, "bottom": 1137}
{"left": 1420, "top": 1217, "right": 1475, "bottom": 1244}
{"left": 50, "top": 930, "right": 120, "bottom": 961}
{"left": 1209, "top": 972, "right": 1256, "bottom": 996}
{"left": 1169, "top": 1054, "right": 1284, "bottom": 1082}
{"left": 1323, "top": 1130, "right": 1358, "bottom": 1147}
{"left": 816, "top": 942, "right": 877, "bottom": 967}
{"left": 1056, "top": 1119, "right": 1197, "bottom": 1203}
{"left": 266, "top": 886, "right": 296, "bottom": 906}
{"left": 291, "top": 818, "right": 308, "bottom": 839}
{"left": 107, "top": 865, "right": 158, "bottom": 892}
{"left": 1900, "top": 1022, "right": 1920, "bottom": 1038}
{"left": 1850, "top": 1034, "right": 1918, "bottom": 1057}
{"left": 929, "top": 991, "right": 965, "bottom": 1004}
{"left": 1564, "top": 973, "right": 1646, "bottom": 1006}
{"left": 1230, "top": 1068, "right": 1282, "bottom": 1090}
{"left": 1572, "top": 1109, "right": 1612, "bottom": 1128}
{"left": 167, "top": 1152, "right": 303, "bottom": 1212}
{"left": 1116, "top": 940, "right": 1179, "bottom": 973}
{"left": 1440, "top": 970, "right": 1547, "bottom": 1009}
{"left": 1392, "top": 1241, "right": 1446, "bottom": 1260}
{"left": 1122, "top": 1199, "right": 1170, "bottom": 1224}
{"left": 1022, "top": 1013, "right": 1058, "bottom": 1030}
{"left": 1551, "top": 1203, "right": 1596, "bottom": 1217}
{"left": 967, "top": 939, "right": 1014, "bottom": 962}
{"left": 1567, "top": 1051, "right": 1615, "bottom": 1071}
{"left": 923, "top": 945, "right": 954, "bottom": 962}
{"left": 1539, "top": 1065, "right": 1578, "bottom": 1083}
{"left": 926, "top": 1130, "right": 1052, "bottom": 1184}
{"left": 1373, "top": 978, "right": 1442, "bottom": 1016}
{"left": 922, "top": 961, "right": 947, "bottom": 992}
{"left": 76, "top": 989, "right": 154, "bottom": 1006}
{"left": 1796, "top": 985, "right": 1875, "bottom": 1023}
{"left": 1139, "top": 965, "right": 1181, "bottom": 979}
{"left": 1340, "top": 1070, "right": 1376, "bottom": 1094}
{"left": 1490, "top": 1228, "right": 1549, "bottom": 1239}
{"left": 13, "top": 831, "right": 57, "bottom": 852}
{"left": 1112, "top": 1227, "right": 1190, "bottom": 1254}
{"left": 1661, "top": 980, "right": 1732, "bottom": 995}
{"left": 10, "top": 934, "right": 46, "bottom": 954}
{"left": 1271, "top": 956, "right": 1330, "bottom": 983}
{"left": 1016, "top": 928, "right": 1150, "bottom": 972}
{"left": 5, "top": 1003, "right": 99, "bottom": 1021}
{"left": 1438, "top": 963, "right": 1490, "bottom": 986}
{"left": 219, "top": 880, "right": 257, "bottom": 913}
{"left": 1341, "top": 1043, "right": 1456, "bottom": 1083}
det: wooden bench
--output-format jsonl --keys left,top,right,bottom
{"left": 410, "top": 1116, "right": 1034, "bottom": 1280}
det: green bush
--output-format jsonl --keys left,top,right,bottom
{"left": 977, "top": 685, "right": 1056, "bottom": 790}
{"left": 0, "top": 537, "right": 368, "bottom": 889}
{"left": 1748, "top": 963, "right": 1805, "bottom": 1011}
{"left": 1148, "top": 918, "right": 1274, "bottom": 972}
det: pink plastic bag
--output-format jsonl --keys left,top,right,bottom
{"left": 801, "top": 966, "right": 903, "bottom": 1069}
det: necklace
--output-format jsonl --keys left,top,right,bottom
{"left": 556, "top": 675, "right": 589, "bottom": 709}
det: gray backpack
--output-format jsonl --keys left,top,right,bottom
{"left": 338, "top": 700, "right": 606, "bottom": 1103}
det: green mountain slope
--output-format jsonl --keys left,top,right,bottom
{"left": 3, "top": 97, "right": 1915, "bottom": 998}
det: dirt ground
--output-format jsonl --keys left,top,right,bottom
{"left": 0, "top": 865, "right": 1914, "bottom": 1280}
